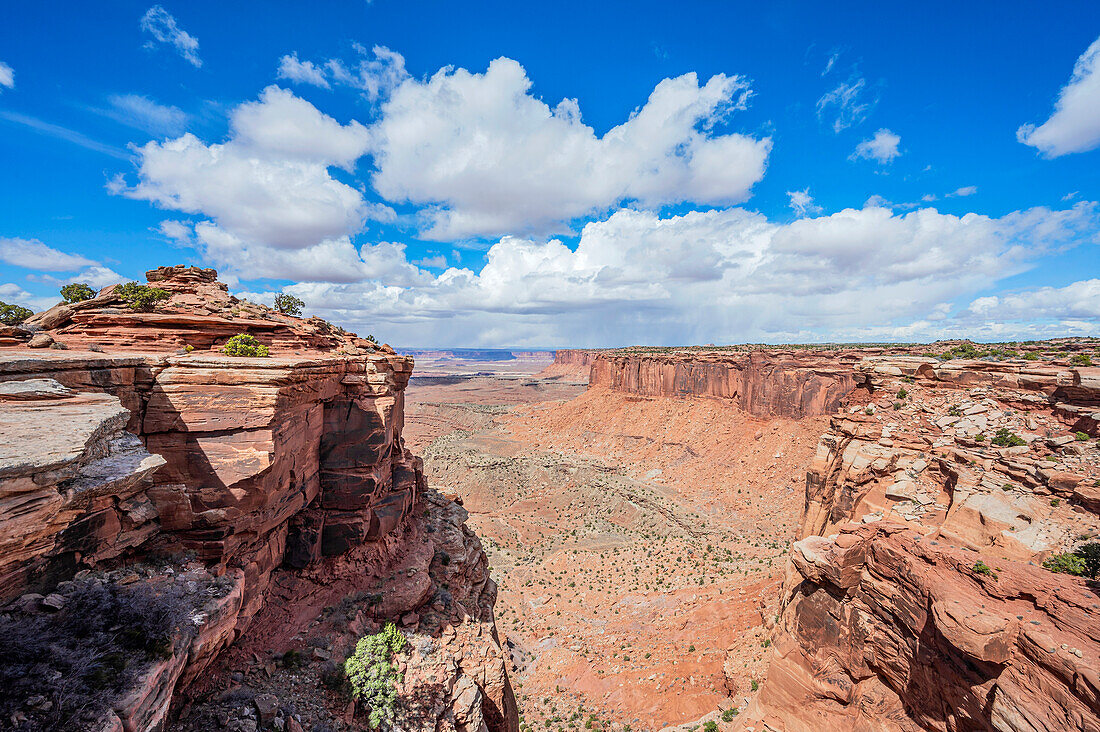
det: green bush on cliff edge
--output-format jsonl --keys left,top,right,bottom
{"left": 344, "top": 622, "right": 407, "bottom": 729}
{"left": 222, "top": 333, "right": 270, "bottom": 358}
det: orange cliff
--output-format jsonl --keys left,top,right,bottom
{"left": 0, "top": 266, "right": 518, "bottom": 732}
{"left": 573, "top": 346, "right": 1100, "bottom": 731}
{"left": 589, "top": 348, "right": 868, "bottom": 418}
{"left": 738, "top": 354, "right": 1100, "bottom": 732}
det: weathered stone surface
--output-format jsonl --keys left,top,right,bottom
{"left": 589, "top": 349, "right": 865, "bottom": 418}
{"left": 740, "top": 353, "right": 1100, "bottom": 732}
{"left": 0, "top": 379, "right": 164, "bottom": 598}
{"left": 0, "top": 267, "right": 510, "bottom": 732}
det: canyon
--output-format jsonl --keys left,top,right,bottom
{"left": 1, "top": 267, "right": 1098, "bottom": 732}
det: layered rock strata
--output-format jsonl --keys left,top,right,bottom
{"left": 0, "top": 266, "right": 517, "bottom": 731}
{"left": 742, "top": 356, "right": 1100, "bottom": 731}
{"left": 589, "top": 349, "right": 866, "bottom": 418}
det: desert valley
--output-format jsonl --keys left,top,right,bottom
{"left": 0, "top": 266, "right": 1097, "bottom": 731}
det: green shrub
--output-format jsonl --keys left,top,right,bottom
{"left": 0, "top": 301, "right": 33, "bottom": 326}
{"left": 972, "top": 560, "right": 996, "bottom": 578}
{"left": 1070, "top": 353, "right": 1094, "bottom": 367}
{"left": 751, "top": 679, "right": 759, "bottom": 691}
{"left": 1075, "top": 431, "right": 1090, "bottom": 441}
{"left": 60, "top": 282, "right": 96, "bottom": 303}
{"left": 896, "top": 387, "right": 908, "bottom": 399}
{"left": 974, "top": 433, "right": 986, "bottom": 442}
{"left": 1043, "top": 552, "right": 1086, "bottom": 576}
{"left": 1076, "top": 542, "right": 1100, "bottom": 578}
{"left": 116, "top": 282, "right": 170, "bottom": 312}
{"left": 273, "top": 293, "right": 304, "bottom": 316}
{"left": 991, "top": 428, "right": 1025, "bottom": 447}
{"left": 703, "top": 722, "right": 718, "bottom": 732}
{"left": 1051, "top": 498, "right": 1062, "bottom": 507}
{"left": 721, "top": 708, "right": 739, "bottom": 722}
{"left": 222, "top": 334, "right": 270, "bottom": 358}
{"left": 345, "top": 623, "right": 407, "bottom": 729}
{"left": 365, "top": 334, "right": 378, "bottom": 344}
{"left": 1023, "top": 351, "right": 1039, "bottom": 361}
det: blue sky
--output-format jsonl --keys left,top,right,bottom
{"left": 1, "top": 1, "right": 1098, "bottom": 347}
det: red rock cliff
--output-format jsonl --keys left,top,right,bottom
{"left": 0, "top": 267, "right": 518, "bottom": 732}
{"left": 741, "top": 355, "right": 1100, "bottom": 732}
{"left": 588, "top": 349, "right": 865, "bottom": 418}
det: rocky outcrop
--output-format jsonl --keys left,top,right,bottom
{"left": 589, "top": 349, "right": 865, "bottom": 418}
{"left": 0, "top": 266, "right": 516, "bottom": 732}
{"left": 21, "top": 265, "right": 381, "bottom": 355}
{"left": 742, "top": 355, "right": 1100, "bottom": 731}
{"left": 743, "top": 524, "right": 1100, "bottom": 732}
{"left": 0, "top": 377, "right": 164, "bottom": 598}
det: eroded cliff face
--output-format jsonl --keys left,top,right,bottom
{"left": 741, "top": 356, "right": 1100, "bottom": 732}
{"left": 589, "top": 349, "right": 865, "bottom": 419}
{"left": 0, "top": 267, "right": 517, "bottom": 732}
{"left": 535, "top": 349, "right": 605, "bottom": 381}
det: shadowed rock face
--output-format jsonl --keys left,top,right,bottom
{"left": 589, "top": 350, "right": 865, "bottom": 418}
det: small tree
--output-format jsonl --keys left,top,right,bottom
{"left": 60, "top": 283, "right": 95, "bottom": 303}
{"left": 273, "top": 293, "right": 304, "bottom": 316}
{"left": 222, "top": 334, "right": 270, "bottom": 357}
{"left": 991, "top": 428, "right": 1025, "bottom": 447}
{"left": 116, "top": 282, "right": 170, "bottom": 312}
{"left": 0, "top": 301, "right": 33, "bottom": 326}
{"left": 344, "top": 623, "right": 407, "bottom": 729}
{"left": 1077, "top": 542, "right": 1100, "bottom": 579}
{"left": 365, "top": 334, "right": 378, "bottom": 344}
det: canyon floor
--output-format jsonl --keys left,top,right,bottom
{"left": 403, "top": 358, "right": 827, "bottom": 730}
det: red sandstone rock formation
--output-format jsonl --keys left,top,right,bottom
{"left": 18, "top": 265, "right": 383, "bottom": 355}
{"left": 0, "top": 266, "right": 518, "bottom": 732}
{"left": 739, "top": 355, "right": 1100, "bottom": 732}
{"left": 589, "top": 349, "right": 866, "bottom": 418}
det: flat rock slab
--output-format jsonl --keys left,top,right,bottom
{"left": 0, "top": 386, "right": 129, "bottom": 478}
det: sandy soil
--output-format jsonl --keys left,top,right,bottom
{"left": 405, "top": 363, "right": 827, "bottom": 730}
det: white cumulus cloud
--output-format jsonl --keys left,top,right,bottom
{"left": 851, "top": 128, "right": 901, "bottom": 164}
{"left": 236, "top": 202, "right": 1099, "bottom": 347}
{"left": 1018, "top": 35, "right": 1100, "bottom": 156}
{"left": 787, "top": 188, "right": 823, "bottom": 218}
{"left": 0, "top": 238, "right": 96, "bottom": 270}
{"left": 370, "top": 56, "right": 771, "bottom": 239}
{"left": 277, "top": 53, "right": 331, "bottom": 88}
{"left": 115, "top": 86, "right": 388, "bottom": 259}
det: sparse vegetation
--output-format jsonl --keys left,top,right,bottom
{"left": 991, "top": 428, "right": 1025, "bottom": 447}
{"left": 972, "top": 560, "right": 997, "bottom": 578}
{"left": 1070, "top": 353, "right": 1094, "bottom": 367}
{"left": 0, "top": 300, "right": 33, "bottom": 326}
{"left": 274, "top": 293, "right": 304, "bottom": 316}
{"left": 1043, "top": 543, "right": 1100, "bottom": 579}
{"left": 344, "top": 623, "right": 407, "bottom": 729}
{"left": 116, "top": 282, "right": 170, "bottom": 312}
{"left": 222, "top": 333, "right": 270, "bottom": 357}
{"left": 896, "top": 387, "right": 908, "bottom": 399}
{"left": 1075, "top": 431, "right": 1090, "bottom": 441}
{"left": 0, "top": 578, "right": 193, "bottom": 731}
{"left": 60, "top": 283, "right": 95, "bottom": 303}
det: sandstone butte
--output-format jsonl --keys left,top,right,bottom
{"left": 541, "top": 344, "right": 1100, "bottom": 732}
{"left": 0, "top": 266, "right": 518, "bottom": 732}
